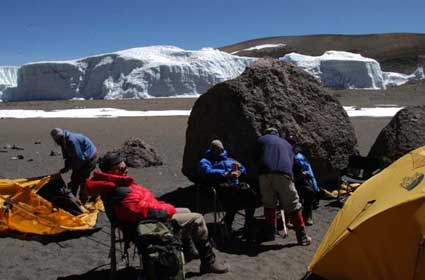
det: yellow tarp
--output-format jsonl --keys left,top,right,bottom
{"left": 308, "top": 146, "right": 425, "bottom": 280}
{"left": 0, "top": 175, "right": 103, "bottom": 235}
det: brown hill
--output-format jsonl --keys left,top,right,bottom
{"left": 219, "top": 33, "right": 425, "bottom": 74}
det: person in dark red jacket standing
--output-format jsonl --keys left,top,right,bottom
{"left": 256, "top": 128, "right": 311, "bottom": 245}
{"left": 86, "top": 152, "right": 229, "bottom": 275}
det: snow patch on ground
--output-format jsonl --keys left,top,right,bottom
{"left": 0, "top": 106, "right": 403, "bottom": 119}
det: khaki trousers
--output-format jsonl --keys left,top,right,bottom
{"left": 259, "top": 174, "right": 302, "bottom": 212}
{"left": 172, "top": 208, "right": 209, "bottom": 241}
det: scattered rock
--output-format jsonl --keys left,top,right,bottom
{"left": 11, "top": 144, "right": 24, "bottom": 150}
{"left": 3, "top": 144, "right": 12, "bottom": 149}
{"left": 50, "top": 150, "right": 61, "bottom": 156}
{"left": 368, "top": 106, "right": 425, "bottom": 163}
{"left": 182, "top": 58, "right": 357, "bottom": 188}
{"left": 113, "top": 138, "right": 163, "bottom": 168}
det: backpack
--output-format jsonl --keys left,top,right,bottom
{"left": 136, "top": 220, "right": 185, "bottom": 280}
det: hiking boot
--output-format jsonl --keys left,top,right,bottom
{"left": 305, "top": 217, "right": 314, "bottom": 226}
{"left": 182, "top": 238, "right": 199, "bottom": 262}
{"left": 195, "top": 239, "right": 229, "bottom": 274}
{"left": 200, "top": 260, "right": 230, "bottom": 274}
{"left": 296, "top": 229, "right": 312, "bottom": 246}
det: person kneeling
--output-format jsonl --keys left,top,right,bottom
{"left": 86, "top": 152, "right": 229, "bottom": 275}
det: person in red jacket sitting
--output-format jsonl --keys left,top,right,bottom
{"left": 86, "top": 152, "right": 229, "bottom": 275}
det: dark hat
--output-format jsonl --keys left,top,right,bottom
{"left": 50, "top": 128, "right": 64, "bottom": 141}
{"left": 99, "top": 152, "right": 125, "bottom": 172}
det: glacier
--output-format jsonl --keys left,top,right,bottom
{"left": 280, "top": 51, "right": 424, "bottom": 90}
{"left": 2, "top": 48, "right": 424, "bottom": 102}
{"left": 0, "top": 66, "right": 19, "bottom": 100}
{"left": 2, "top": 46, "right": 255, "bottom": 101}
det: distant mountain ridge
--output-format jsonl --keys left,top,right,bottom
{"left": 219, "top": 33, "right": 425, "bottom": 74}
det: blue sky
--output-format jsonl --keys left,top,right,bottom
{"left": 1, "top": 0, "right": 424, "bottom": 65}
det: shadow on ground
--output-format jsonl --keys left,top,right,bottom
{"left": 57, "top": 267, "right": 138, "bottom": 280}
{"left": 0, "top": 227, "right": 102, "bottom": 245}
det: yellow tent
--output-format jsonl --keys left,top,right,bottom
{"left": 0, "top": 174, "right": 102, "bottom": 235}
{"left": 308, "top": 146, "right": 425, "bottom": 280}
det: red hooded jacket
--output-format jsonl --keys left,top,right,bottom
{"left": 86, "top": 171, "right": 176, "bottom": 224}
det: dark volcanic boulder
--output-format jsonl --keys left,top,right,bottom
{"left": 368, "top": 106, "right": 425, "bottom": 163}
{"left": 182, "top": 59, "right": 357, "bottom": 188}
{"left": 114, "top": 138, "right": 163, "bottom": 168}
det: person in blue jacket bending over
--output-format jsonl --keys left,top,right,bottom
{"left": 199, "top": 139, "right": 257, "bottom": 236}
{"left": 50, "top": 128, "right": 97, "bottom": 203}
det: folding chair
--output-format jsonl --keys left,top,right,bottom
{"left": 109, "top": 221, "right": 141, "bottom": 280}
{"left": 195, "top": 183, "right": 247, "bottom": 244}
{"left": 195, "top": 184, "right": 226, "bottom": 237}
{"left": 338, "top": 155, "right": 382, "bottom": 203}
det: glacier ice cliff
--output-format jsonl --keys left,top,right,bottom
{"left": 280, "top": 51, "right": 424, "bottom": 90}
{"left": 0, "top": 66, "right": 19, "bottom": 100}
{"left": 2, "top": 46, "right": 255, "bottom": 101}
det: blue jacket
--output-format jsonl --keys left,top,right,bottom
{"left": 199, "top": 149, "right": 246, "bottom": 185}
{"left": 257, "top": 133, "right": 294, "bottom": 177}
{"left": 62, "top": 130, "right": 97, "bottom": 170}
{"left": 294, "top": 152, "right": 320, "bottom": 192}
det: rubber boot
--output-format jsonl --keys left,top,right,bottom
{"left": 195, "top": 239, "right": 229, "bottom": 274}
{"left": 290, "top": 210, "right": 312, "bottom": 246}
{"left": 182, "top": 237, "right": 199, "bottom": 262}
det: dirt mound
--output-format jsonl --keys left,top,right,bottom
{"left": 368, "top": 106, "right": 425, "bottom": 163}
{"left": 182, "top": 58, "right": 357, "bottom": 188}
{"left": 114, "top": 138, "right": 163, "bottom": 168}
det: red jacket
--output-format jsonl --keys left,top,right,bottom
{"left": 86, "top": 171, "right": 176, "bottom": 224}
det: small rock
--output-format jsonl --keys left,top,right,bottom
{"left": 50, "top": 150, "right": 61, "bottom": 156}
{"left": 27, "top": 158, "right": 34, "bottom": 162}
{"left": 12, "top": 144, "right": 24, "bottom": 150}
{"left": 34, "top": 140, "right": 41, "bottom": 144}
{"left": 0, "top": 149, "right": 8, "bottom": 153}
{"left": 10, "top": 156, "right": 18, "bottom": 160}
{"left": 17, "top": 155, "right": 24, "bottom": 159}
{"left": 3, "top": 144, "right": 12, "bottom": 149}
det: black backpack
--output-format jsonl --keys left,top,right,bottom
{"left": 136, "top": 220, "right": 185, "bottom": 280}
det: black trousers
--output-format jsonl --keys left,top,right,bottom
{"left": 214, "top": 182, "right": 257, "bottom": 228}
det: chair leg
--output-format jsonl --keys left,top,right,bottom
{"left": 110, "top": 225, "right": 117, "bottom": 280}
{"left": 212, "top": 187, "right": 219, "bottom": 235}
{"left": 195, "top": 184, "right": 200, "bottom": 213}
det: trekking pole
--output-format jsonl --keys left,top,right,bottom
{"left": 279, "top": 209, "right": 288, "bottom": 238}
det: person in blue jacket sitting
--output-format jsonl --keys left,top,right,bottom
{"left": 199, "top": 139, "right": 257, "bottom": 236}
{"left": 50, "top": 128, "right": 97, "bottom": 203}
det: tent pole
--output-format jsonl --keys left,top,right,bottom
{"left": 413, "top": 238, "right": 425, "bottom": 280}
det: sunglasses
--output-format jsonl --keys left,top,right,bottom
{"left": 111, "top": 165, "right": 128, "bottom": 173}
